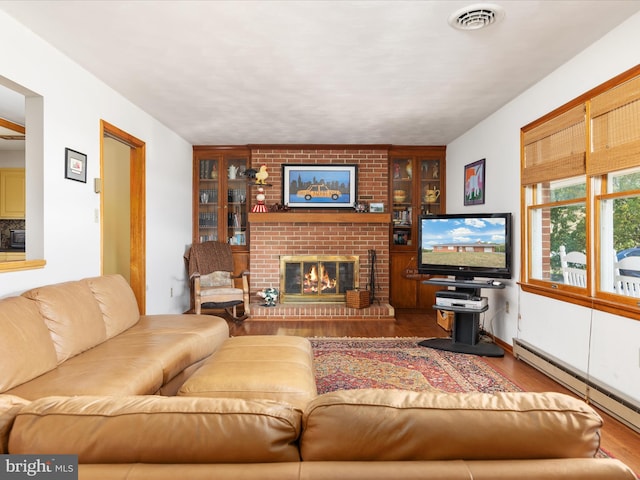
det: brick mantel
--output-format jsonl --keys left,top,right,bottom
{"left": 248, "top": 212, "right": 391, "bottom": 223}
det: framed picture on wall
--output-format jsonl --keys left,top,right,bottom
{"left": 464, "top": 158, "right": 485, "bottom": 205}
{"left": 64, "top": 148, "right": 87, "bottom": 183}
{"left": 282, "top": 164, "right": 357, "bottom": 208}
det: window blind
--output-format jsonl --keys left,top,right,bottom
{"left": 522, "top": 104, "right": 586, "bottom": 185}
{"left": 590, "top": 74, "right": 640, "bottom": 176}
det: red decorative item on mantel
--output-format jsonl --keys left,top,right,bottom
{"left": 251, "top": 186, "right": 268, "bottom": 213}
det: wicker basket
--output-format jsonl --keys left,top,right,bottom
{"left": 346, "top": 289, "right": 370, "bottom": 309}
{"left": 437, "top": 309, "right": 454, "bottom": 332}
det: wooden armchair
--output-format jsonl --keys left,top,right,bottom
{"left": 185, "top": 241, "right": 250, "bottom": 321}
{"left": 559, "top": 245, "right": 587, "bottom": 287}
{"left": 614, "top": 256, "right": 640, "bottom": 298}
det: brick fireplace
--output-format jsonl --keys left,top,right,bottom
{"left": 247, "top": 147, "right": 394, "bottom": 320}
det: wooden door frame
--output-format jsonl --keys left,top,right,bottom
{"left": 100, "top": 120, "right": 146, "bottom": 314}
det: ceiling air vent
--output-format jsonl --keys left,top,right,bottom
{"left": 448, "top": 3, "right": 505, "bottom": 31}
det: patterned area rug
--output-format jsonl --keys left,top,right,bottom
{"left": 311, "top": 337, "right": 522, "bottom": 394}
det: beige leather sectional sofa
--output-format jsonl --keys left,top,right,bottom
{"left": 0, "top": 274, "right": 229, "bottom": 399}
{"left": 0, "top": 275, "right": 636, "bottom": 479}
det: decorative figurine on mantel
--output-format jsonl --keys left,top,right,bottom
{"left": 255, "top": 164, "right": 269, "bottom": 185}
{"left": 251, "top": 186, "right": 269, "bottom": 213}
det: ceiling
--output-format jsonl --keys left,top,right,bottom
{"left": 1, "top": 0, "right": 639, "bottom": 146}
{"left": 0, "top": 84, "right": 26, "bottom": 151}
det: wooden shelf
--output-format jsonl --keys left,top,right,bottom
{"left": 248, "top": 212, "right": 391, "bottom": 224}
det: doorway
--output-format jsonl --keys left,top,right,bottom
{"left": 100, "top": 120, "right": 146, "bottom": 313}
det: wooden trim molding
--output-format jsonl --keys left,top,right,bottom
{"left": 519, "top": 282, "right": 640, "bottom": 321}
{"left": 0, "top": 259, "right": 46, "bottom": 273}
{"left": 248, "top": 212, "right": 391, "bottom": 224}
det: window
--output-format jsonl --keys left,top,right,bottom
{"left": 521, "top": 66, "right": 640, "bottom": 318}
{"left": 527, "top": 176, "right": 587, "bottom": 285}
{"left": 596, "top": 168, "right": 640, "bottom": 297}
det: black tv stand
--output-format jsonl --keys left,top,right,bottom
{"left": 419, "top": 278, "right": 505, "bottom": 357}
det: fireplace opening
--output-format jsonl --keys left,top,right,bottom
{"left": 280, "top": 255, "right": 359, "bottom": 303}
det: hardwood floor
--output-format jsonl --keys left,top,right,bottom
{"left": 226, "top": 309, "right": 640, "bottom": 475}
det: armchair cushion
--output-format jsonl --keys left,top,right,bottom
{"left": 200, "top": 271, "right": 233, "bottom": 288}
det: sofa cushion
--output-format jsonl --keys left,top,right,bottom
{"left": 85, "top": 274, "right": 140, "bottom": 338}
{"left": 125, "top": 314, "right": 230, "bottom": 384}
{"left": 178, "top": 335, "right": 317, "bottom": 410}
{"left": 22, "top": 280, "right": 107, "bottom": 363}
{"left": 0, "top": 297, "right": 58, "bottom": 392}
{"left": 5, "top": 313, "right": 229, "bottom": 400}
{"left": 9, "top": 396, "right": 302, "bottom": 463}
{"left": 0, "top": 395, "right": 30, "bottom": 454}
{"left": 300, "top": 389, "right": 603, "bottom": 461}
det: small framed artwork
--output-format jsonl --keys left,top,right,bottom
{"left": 65, "top": 148, "right": 87, "bottom": 183}
{"left": 282, "top": 164, "right": 357, "bottom": 208}
{"left": 464, "top": 158, "right": 485, "bottom": 205}
{"left": 369, "top": 202, "right": 384, "bottom": 213}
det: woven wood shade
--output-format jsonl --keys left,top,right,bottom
{"left": 522, "top": 104, "right": 586, "bottom": 185}
{"left": 590, "top": 74, "right": 640, "bottom": 176}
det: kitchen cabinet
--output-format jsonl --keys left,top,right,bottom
{"left": 389, "top": 146, "right": 446, "bottom": 309}
{"left": 0, "top": 168, "right": 25, "bottom": 219}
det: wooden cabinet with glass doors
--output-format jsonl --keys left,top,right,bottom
{"left": 192, "top": 147, "right": 250, "bottom": 268}
{"left": 389, "top": 146, "right": 446, "bottom": 309}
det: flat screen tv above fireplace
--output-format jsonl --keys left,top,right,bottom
{"left": 417, "top": 212, "right": 513, "bottom": 280}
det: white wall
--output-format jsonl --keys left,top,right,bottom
{"left": 447, "top": 13, "right": 640, "bottom": 401}
{"left": 0, "top": 10, "right": 193, "bottom": 314}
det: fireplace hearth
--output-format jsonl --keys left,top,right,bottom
{"left": 280, "top": 255, "right": 359, "bottom": 303}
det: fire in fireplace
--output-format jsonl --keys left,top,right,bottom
{"left": 280, "top": 255, "right": 359, "bottom": 303}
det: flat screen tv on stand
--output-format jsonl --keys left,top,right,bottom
{"left": 417, "top": 212, "right": 512, "bottom": 357}
{"left": 417, "top": 212, "right": 512, "bottom": 282}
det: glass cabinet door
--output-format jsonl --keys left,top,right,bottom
{"left": 419, "top": 157, "right": 442, "bottom": 216}
{"left": 391, "top": 157, "right": 414, "bottom": 246}
{"left": 390, "top": 149, "right": 445, "bottom": 251}
{"left": 226, "top": 156, "right": 248, "bottom": 246}
{"left": 197, "top": 156, "right": 220, "bottom": 243}
{"left": 194, "top": 147, "right": 250, "bottom": 248}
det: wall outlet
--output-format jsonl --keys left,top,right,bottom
{"left": 170, "top": 287, "right": 173, "bottom": 298}
{"left": 505, "top": 301, "right": 509, "bottom": 313}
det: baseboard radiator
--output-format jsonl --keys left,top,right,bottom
{"left": 513, "top": 338, "right": 640, "bottom": 433}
